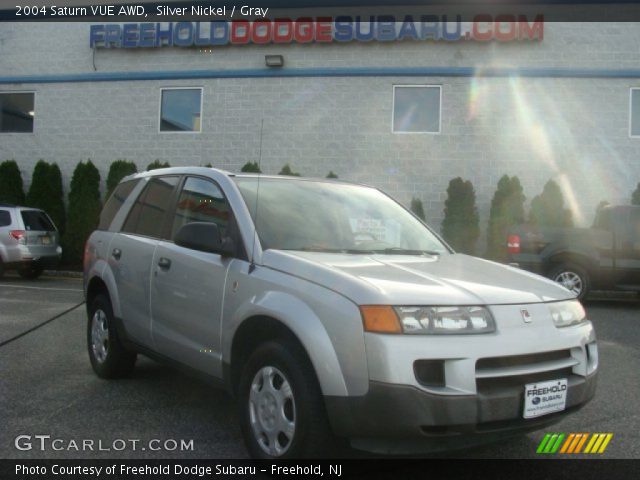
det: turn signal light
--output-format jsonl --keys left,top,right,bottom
{"left": 360, "top": 306, "right": 402, "bottom": 333}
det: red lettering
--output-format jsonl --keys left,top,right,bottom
{"left": 273, "top": 18, "right": 293, "bottom": 43}
{"left": 230, "top": 21, "right": 249, "bottom": 44}
{"left": 472, "top": 14, "right": 493, "bottom": 41}
{"left": 519, "top": 14, "right": 544, "bottom": 40}
{"left": 494, "top": 14, "right": 516, "bottom": 41}
{"left": 294, "top": 17, "right": 314, "bottom": 43}
{"left": 251, "top": 19, "right": 272, "bottom": 44}
{"left": 316, "top": 17, "right": 333, "bottom": 42}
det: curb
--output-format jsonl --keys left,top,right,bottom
{"left": 43, "top": 270, "right": 83, "bottom": 279}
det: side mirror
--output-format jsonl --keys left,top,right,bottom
{"left": 174, "top": 222, "right": 235, "bottom": 256}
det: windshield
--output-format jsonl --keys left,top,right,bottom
{"left": 234, "top": 177, "right": 449, "bottom": 255}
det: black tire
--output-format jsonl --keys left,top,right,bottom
{"left": 238, "top": 339, "right": 334, "bottom": 459}
{"left": 87, "top": 293, "right": 136, "bottom": 378}
{"left": 548, "top": 263, "right": 590, "bottom": 300}
{"left": 0, "top": 259, "right": 4, "bottom": 278}
{"left": 18, "top": 266, "right": 43, "bottom": 279}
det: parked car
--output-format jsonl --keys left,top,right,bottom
{"left": 507, "top": 205, "right": 640, "bottom": 300}
{"left": 0, "top": 203, "right": 61, "bottom": 279}
{"left": 84, "top": 167, "right": 597, "bottom": 458}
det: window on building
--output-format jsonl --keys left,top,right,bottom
{"left": 0, "top": 92, "right": 35, "bottom": 133}
{"left": 122, "top": 176, "right": 180, "bottom": 238}
{"left": 392, "top": 85, "right": 441, "bottom": 134}
{"left": 160, "top": 88, "right": 202, "bottom": 133}
{"left": 630, "top": 88, "right": 640, "bottom": 137}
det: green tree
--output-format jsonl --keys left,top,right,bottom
{"left": 529, "top": 179, "right": 573, "bottom": 227}
{"left": 410, "top": 197, "right": 425, "bottom": 221}
{"left": 486, "top": 175, "right": 526, "bottom": 261}
{"left": 63, "top": 161, "right": 101, "bottom": 267}
{"left": 0, "top": 160, "right": 25, "bottom": 205}
{"left": 326, "top": 171, "right": 338, "bottom": 179}
{"left": 278, "top": 164, "right": 301, "bottom": 176}
{"left": 441, "top": 178, "right": 480, "bottom": 254}
{"left": 241, "top": 162, "right": 262, "bottom": 173}
{"left": 26, "top": 160, "right": 66, "bottom": 234}
{"left": 632, "top": 183, "right": 640, "bottom": 205}
{"left": 146, "top": 160, "right": 170, "bottom": 171}
{"left": 106, "top": 160, "right": 137, "bottom": 199}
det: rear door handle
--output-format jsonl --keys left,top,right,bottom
{"left": 158, "top": 257, "right": 172, "bottom": 270}
{"left": 112, "top": 248, "right": 121, "bottom": 260}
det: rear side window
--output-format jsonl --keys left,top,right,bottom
{"left": 171, "top": 177, "right": 230, "bottom": 240}
{"left": 21, "top": 210, "right": 55, "bottom": 231}
{"left": 122, "top": 176, "right": 179, "bottom": 238}
{"left": 99, "top": 179, "right": 140, "bottom": 230}
{"left": 0, "top": 210, "right": 10, "bottom": 227}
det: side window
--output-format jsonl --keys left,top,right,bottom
{"left": 171, "top": 177, "right": 230, "bottom": 240}
{"left": 0, "top": 210, "right": 10, "bottom": 227}
{"left": 122, "top": 176, "right": 179, "bottom": 238}
{"left": 99, "top": 179, "right": 140, "bottom": 231}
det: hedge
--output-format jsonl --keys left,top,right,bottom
{"left": 0, "top": 160, "right": 25, "bottom": 205}
{"left": 26, "top": 160, "right": 66, "bottom": 234}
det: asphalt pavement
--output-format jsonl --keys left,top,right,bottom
{"left": 0, "top": 274, "right": 638, "bottom": 459}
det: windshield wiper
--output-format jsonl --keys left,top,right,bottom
{"left": 283, "top": 247, "right": 375, "bottom": 254}
{"left": 373, "top": 248, "right": 442, "bottom": 256}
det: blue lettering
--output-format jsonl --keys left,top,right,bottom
{"left": 105, "top": 24, "right": 122, "bottom": 48}
{"left": 420, "top": 15, "right": 440, "bottom": 40}
{"left": 139, "top": 23, "right": 155, "bottom": 47}
{"left": 398, "top": 16, "right": 418, "bottom": 40}
{"left": 89, "top": 24, "right": 105, "bottom": 48}
{"left": 122, "top": 23, "right": 139, "bottom": 48}
{"left": 377, "top": 16, "right": 396, "bottom": 41}
{"left": 210, "top": 21, "right": 229, "bottom": 45}
{"left": 334, "top": 16, "right": 353, "bottom": 42}
{"left": 173, "top": 22, "right": 194, "bottom": 47}
{"left": 156, "top": 23, "right": 173, "bottom": 47}
{"left": 354, "top": 17, "right": 375, "bottom": 41}
{"left": 442, "top": 16, "right": 462, "bottom": 41}
{"left": 195, "top": 22, "right": 211, "bottom": 46}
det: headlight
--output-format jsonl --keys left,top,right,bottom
{"left": 549, "top": 300, "right": 587, "bottom": 328}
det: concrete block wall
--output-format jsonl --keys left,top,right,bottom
{"left": 2, "top": 22, "right": 640, "bottom": 241}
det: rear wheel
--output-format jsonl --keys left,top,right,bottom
{"left": 548, "top": 263, "right": 590, "bottom": 300}
{"left": 87, "top": 294, "right": 137, "bottom": 378}
{"left": 238, "top": 340, "right": 334, "bottom": 459}
{"left": 18, "top": 266, "right": 43, "bottom": 279}
{"left": 0, "top": 259, "right": 4, "bottom": 278}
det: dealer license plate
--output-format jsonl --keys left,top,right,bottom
{"left": 523, "top": 378, "right": 568, "bottom": 419}
{"left": 41, "top": 236, "right": 51, "bottom": 245}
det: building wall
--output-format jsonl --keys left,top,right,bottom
{"left": 2, "top": 22, "right": 640, "bottom": 233}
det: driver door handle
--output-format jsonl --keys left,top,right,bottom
{"left": 112, "top": 248, "right": 121, "bottom": 260}
{"left": 158, "top": 257, "right": 172, "bottom": 270}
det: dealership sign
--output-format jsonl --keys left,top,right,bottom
{"left": 89, "top": 15, "right": 544, "bottom": 48}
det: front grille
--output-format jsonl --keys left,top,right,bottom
{"left": 477, "top": 349, "right": 572, "bottom": 370}
{"left": 476, "top": 367, "right": 576, "bottom": 393}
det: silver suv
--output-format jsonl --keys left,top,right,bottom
{"left": 0, "top": 204, "right": 61, "bottom": 279}
{"left": 84, "top": 167, "right": 598, "bottom": 458}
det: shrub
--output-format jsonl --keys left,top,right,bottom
{"left": 326, "top": 171, "right": 338, "bottom": 179}
{"left": 632, "top": 183, "right": 640, "bottom": 205}
{"left": 441, "top": 178, "right": 480, "bottom": 254}
{"left": 106, "top": 160, "right": 137, "bottom": 199}
{"left": 63, "top": 161, "right": 101, "bottom": 267}
{"left": 278, "top": 164, "right": 301, "bottom": 176}
{"left": 0, "top": 160, "right": 25, "bottom": 205}
{"left": 26, "top": 160, "right": 66, "bottom": 234}
{"left": 241, "top": 162, "right": 262, "bottom": 173}
{"left": 147, "top": 160, "right": 170, "bottom": 171}
{"left": 529, "top": 179, "right": 573, "bottom": 227}
{"left": 486, "top": 175, "right": 526, "bottom": 261}
{"left": 410, "top": 197, "right": 425, "bottom": 221}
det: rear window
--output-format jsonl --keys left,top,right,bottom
{"left": 0, "top": 210, "right": 10, "bottom": 227}
{"left": 99, "top": 179, "right": 140, "bottom": 231}
{"left": 21, "top": 210, "right": 55, "bottom": 231}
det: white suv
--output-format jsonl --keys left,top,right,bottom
{"left": 0, "top": 204, "right": 61, "bottom": 278}
{"left": 84, "top": 167, "right": 598, "bottom": 458}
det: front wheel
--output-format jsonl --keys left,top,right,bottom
{"left": 548, "top": 263, "right": 590, "bottom": 300}
{"left": 238, "top": 340, "right": 334, "bottom": 459}
{"left": 87, "top": 294, "right": 137, "bottom": 378}
{"left": 18, "top": 266, "right": 43, "bottom": 279}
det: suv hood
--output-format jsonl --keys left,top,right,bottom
{"left": 261, "top": 251, "right": 574, "bottom": 305}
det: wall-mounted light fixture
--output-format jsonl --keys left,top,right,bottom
{"left": 265, "top": 55, "right": 284, "bottom": 67}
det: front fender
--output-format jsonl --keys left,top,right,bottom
{"left": 86, "top": 258, "right": 122, "bottom": 320}
{"left": 223, "top": 289, "right": 365, "bottom": 397}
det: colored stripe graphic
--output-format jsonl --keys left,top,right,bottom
{"left": 538, "top": 433, "right": 613, "bottom": 454}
